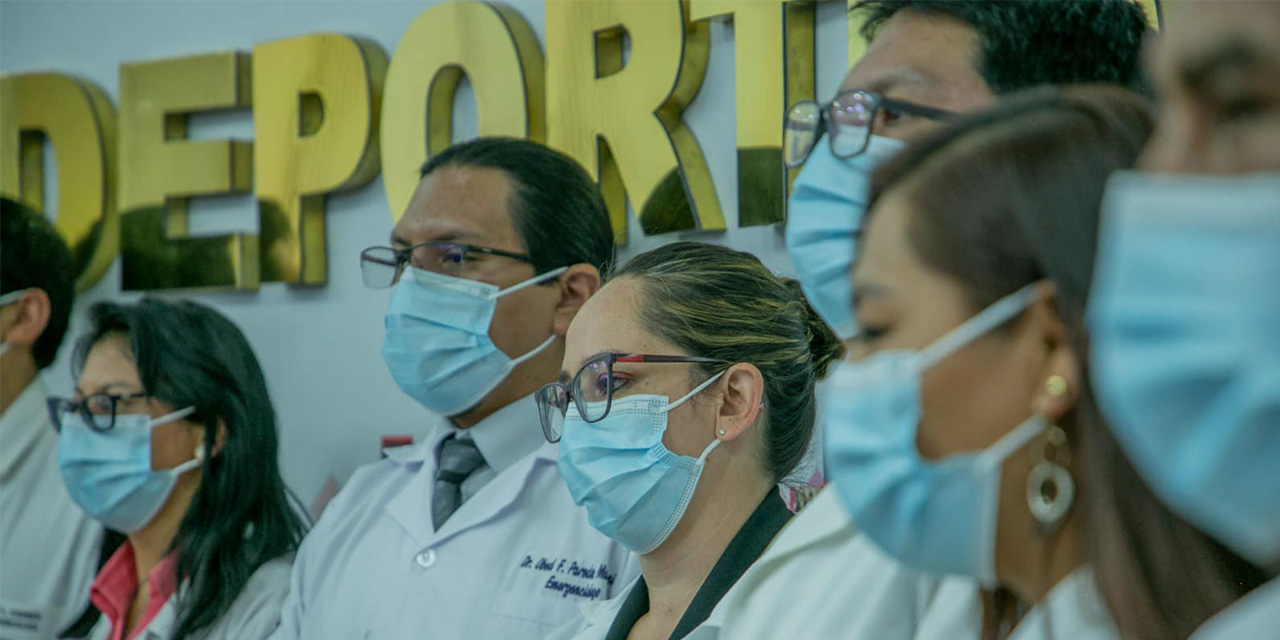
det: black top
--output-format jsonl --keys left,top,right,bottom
{"left": 604, "top": 490, "right": 794, "bottom": 640}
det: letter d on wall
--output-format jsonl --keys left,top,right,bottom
{"left": 0, "top": 73, "right": 118, "bottom": 292}
{"left": 381, "top": 1, "right": 544, "bottom": 221}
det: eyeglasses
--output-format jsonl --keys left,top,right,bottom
{"left": 360, "top": 242, "right": 535, "bottom": 288}
{"left": 47, "top": 392, "right": 149, "bottom": 432}
{"left": 783, "top": 89, "right": 957, "bottom": 167}
{"left": 535, "top": 352, "right": 729, "bottom": 443}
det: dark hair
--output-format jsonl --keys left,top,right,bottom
{"left": 72, "top": 298, "right": 308, "bottom": 640}
{"left": 0, "top": 197, "right": 75, "bottom": 369}
{"left": 853, "top": 0, "right": 1153, "bottom": 95}
{"left": 864, "top": 86, "right": 1266, "bottom": 637}
{"left": 420, "top": 137, "right": 616, "bottom": 279}
{"left": 616, "top": 242, "right": 843, "bottom": 483}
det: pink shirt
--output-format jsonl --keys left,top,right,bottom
{"left": 89, "top": 543, "right": 178, "bottom": 640}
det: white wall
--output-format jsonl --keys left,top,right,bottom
{"left": 0, "top": 0, "right": 852, "bottom": 505}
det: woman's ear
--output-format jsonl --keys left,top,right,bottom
{"left": 714, "top": 363, "right": 764, "bottom": 442}
{"left": 552, "top": 264, "right": 602, "bottom": 337}
{"left": 1027, "top": 282, "right": 1081, "bottom": 421}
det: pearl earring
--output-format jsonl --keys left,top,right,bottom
{"left": 717, "top": 429, "right": 726, "bottom": 436}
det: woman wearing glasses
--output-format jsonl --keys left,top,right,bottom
{"left": 49, "top": 298, "right": 307, "bottom": 640}
{"left": 533, "top": 241, "right": 841, "bottom": 639}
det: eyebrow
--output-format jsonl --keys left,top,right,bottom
{"left": 844, "top": 67, "right": 931, "bottom": 96}
{"left": 389, "top": 231, "right": 482, "bottom": 247}
{"left": 74, "top": 381, "right": 144, "bottom": 396}
{"left": 1180, "top": 40, "right": 1273, "bottom": 91}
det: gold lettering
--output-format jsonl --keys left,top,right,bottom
{"left": 254, "top": 33, "right": 386, "bottom": 284}
{"left": 0, "top": 73, "right": 118, "bottom": 291}
{"left": 690, "top": 1, "right": 814, "bottom": 227}
{"left": 381, "top": 1, "right": 544, "bottom": 220}
{"left": 546, "top": 0, "right": 723, "bottom": 243}
{"left": 118, "top": 51, "right": 255, "bottom": 291}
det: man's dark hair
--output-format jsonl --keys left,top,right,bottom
{"left": 419, "top": 137, "right": 616, "bottom": 279}
{"left": 854, "top": 0, "right": 1153, "bottom": 94}
{"left": 0, "top": 197, "right": 75, "bottom": 369}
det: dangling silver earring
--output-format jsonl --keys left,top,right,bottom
{"left": 1026, "top": 424, "right": 1075, "bottom": 537}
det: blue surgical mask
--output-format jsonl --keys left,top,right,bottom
{"left": 558, "top": 373, "right": 725, "bottom": 554}
{"left": 58, "top": 406, "right": 202, "bottom": 533}
{"left": 824, "top": 284, "right": 1043, "bottom": 586}
{"left": 786, "top": 135, "right": 905, "bottom": 339}
{"left": 382, "top": 266, "right": 566, "bottom": 416}
{"left": 1088, "top": 171, "right": 1280, "bottom": 566}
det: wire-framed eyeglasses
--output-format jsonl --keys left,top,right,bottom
{"left": 360, "top": 241, "right": 535, "bottom": 288}
{"left": 535, "top": 352, "right": 729, "bottom": 443}
{"left": 783, "top": 89, "right": 957, "bottom": 167}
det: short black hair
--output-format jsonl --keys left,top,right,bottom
{"left": 854, "top": 0, "right": 1153, "bottom": 94}
{"left": 0, "top": 197, "right": 75, "bottom": 369}
{"left": 419, "top": 137, "right": 616, "bottom": 279}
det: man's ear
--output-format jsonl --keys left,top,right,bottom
{"left": 1, "top": 288, "right": 51, "bottom": 347}
{"left": 551, "top": 264, "right": 602, "bottom": 337}
{"left": 714, "top": 363, "right": 764, "bottom": 442}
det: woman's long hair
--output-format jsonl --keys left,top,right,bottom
{"left": 74, "top": 298, "right": 308, "bottom": 639}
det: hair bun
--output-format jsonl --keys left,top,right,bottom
{"left": 782, "top": 278, "right": 844, "bottom": 379}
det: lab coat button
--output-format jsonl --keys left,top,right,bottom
{"left": 414, "top": 548, "right": 436, "bottom": 569}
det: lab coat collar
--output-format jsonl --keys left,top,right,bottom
{"left": 579, "top": 576, "right": 641, "bottom": 628}
{"left": 383, "top": 394, "right": 556, "bottom": 546}
{"left": 0, "top": 378, "right": 50, "bottom": 479}
{"left": 763, "top": 485, "right": 855, "bottom": 558}
{"left": 1013, "top": 568, "right": 1116, "bottom": 640}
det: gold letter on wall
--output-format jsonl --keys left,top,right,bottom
{"left": 254, "top": 34, "right": 386, "bottom": 284}
{"left": 546, "top": 0, "right": 724, "bottom": 243}
{"left": 1, "top": 73, "right": 118, "bottom": 291}
{"left": 381, "top": 1, "right": 544, "bottom": 221}
{"left": 118, "top": 52, "right": 255, "bottom": 291}
{"left": 690, "top": 0, "right": 814, "bottom": 227}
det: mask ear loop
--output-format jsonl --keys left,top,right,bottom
{"left": 664, "top": 371, "right": 729, "bottom": 462}
{"left": 920, "top": 283, "right": 1039, "bottom": 370}
{"left": 489, "top": 266, "right": 570, "bottom": 301}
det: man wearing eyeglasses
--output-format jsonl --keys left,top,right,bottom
{"left": 0, "top": 197, "right": 112, "bottom": 639}
{"left": 272, "top": 137, "right": 636, "bottom": 640}
{"left": 785, "top": 0, "right": 1153, "bottom": 342}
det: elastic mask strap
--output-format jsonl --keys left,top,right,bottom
{"left": 920, "top": 284, "right": 1039, "bottom": 369}
{"left": 696, "top": 437, "right": 722, "bottom": 463}
{"left": 981, "top": 414, "right": 1048, "bottom": 464}
{"left": 0, "top": 289, "right": 27, "bottom": 306}
{"left": 664, "top": 371, "right": 727, "bottom": 413}
{"left": 151, "top": 406, "right": 197, "bottom": 429}
{"left": 509, "top": 333, "right": 558, "bottom": 368}
{"left": 168, "top": 450, "right": 204, "bottom": 477}
{"left": 490, "top": 266, "right": 570, "bottom": 301}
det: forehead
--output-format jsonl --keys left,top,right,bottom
{"left": 842, "top": 9, "right": 993, "bottom": 109}
{"left": 393, "top": 165, "right": 523, "bottom": 250}
{"left": 563, "top": 277, "right": 679, "bottom": 373}
{"left": 1155, "top": 2, "right": 1280, "bottom": 82}
{"left": 77, "top": 335, "right": 141, "bottom": 391}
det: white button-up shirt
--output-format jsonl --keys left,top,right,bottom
{"left": 0, "top": 379, "right": 103, "bottom": 639}
{"left": 271, "top": 395, "right": 638, "bottom": 640}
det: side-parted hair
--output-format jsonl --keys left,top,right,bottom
{"left": 420, "top": 137, "right": 616, "bottom": 279}
{"left": 863, "top": 85, "right": 1267, "bottom": 639}
{"left": 616, "top": 242, "right": 843, "bottom": 483}
{"left": 853, "top": 0, "right": 1154, "bottom": 95}
{"left": 73, "top": 298, "right": 308, "bottom": 640}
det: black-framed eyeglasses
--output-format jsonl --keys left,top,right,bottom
{"left": 360, "top": 242, "right": 535, "bottom": 288}
{"left": 535, "top": 352, "right": 729, "bottom": 443}
{"left": 783, "top": 89, "right": 957, "bottom": 167}
{"left": 47, "top": 392, "right": 149, "bottom": 432}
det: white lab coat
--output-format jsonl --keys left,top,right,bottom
{"left": 1189, "top": 576, "right": 1280, "bottom": 640}
{"left": 85, "top": 557, "right": 291, "bottom": 640}
{"left": 1007, "top": 569, "right": 1118, "bottom": 640}
{"left": 0, "top": 380, "right": 103, "bottom": 640}
{"left": 271, "top": 396, "right": 638, "bottom": 640}
{"left": 717, "top": 486, "right": 982, "bottom": 640}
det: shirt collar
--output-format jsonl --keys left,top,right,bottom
{"left": 89, "top": 542, "right": 179, "bottom": 631}
{"left": 0, "top": 378, "right": 50, "bottom": 475}
{"left": 384, "top": 394, "right": 547, "bottom": 472}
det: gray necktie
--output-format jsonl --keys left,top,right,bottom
{"left": 432, "top": 435, "right": 486, "bottom": 530}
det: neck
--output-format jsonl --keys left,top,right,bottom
{"left": 0, "top": 355, "right": 37, "bottom": 416}
{"left": 127, "top": 470, "right": 201, "bottom": 583}
{"left": 998, "top": 508, "right": 1085, "bottom": 605}
{"left": 636, "top": 466, "right": 772, "bottom": 633}
{"left": 453, "top": 342, "right": 561, "bottom": 429}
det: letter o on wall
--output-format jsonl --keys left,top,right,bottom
{"left": 380, "top": 1, "right": 545, "bottom": 222}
